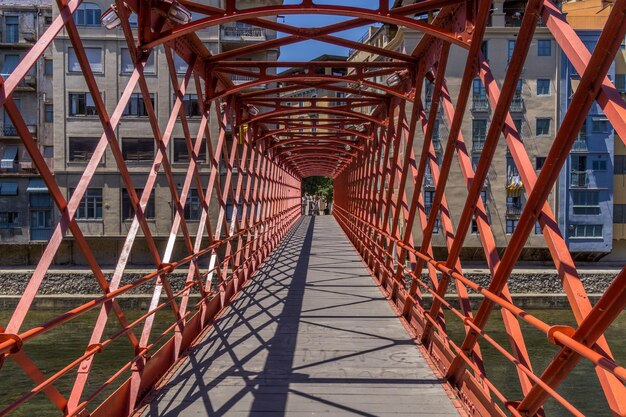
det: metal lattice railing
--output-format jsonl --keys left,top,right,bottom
{"left": 0, "top": 1, "right": 625, "bottom": 416}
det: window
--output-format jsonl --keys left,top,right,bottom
{"left": 423, "top": 191, "right": 440, "bottom": 233}
{"left": 73, "top": 3, "right": 101, "bottom": 26}
{"left": 508, "top": 40, "right": 515, "bottom": 62}
{"left": 571, "top": 224, "right": 603, "bottom": 238}
{"left": 184, "top": 189, "right": 202, "bottom": 220}
{"left": 2, "top": 54, "right": 19, "bottom": 76}
{"left": 69, "top": 93, "right": 97, "bottom": 116}
{"left": 535, "top": 221, "right": 542, "bottom": 235}
{"left": 614, "top": 204, "right": 626, "bottom": 223}
{"left": 182, "top": 94, "right": 201, "bottom": 117}
{"left": 507, "top": 195, "right": 523, "bottom": 215}
{"left": 472, "top": 155, "right": 480, "bottom": 170}
{"left": 173, "top": 54, "right": 188, "bottom": 74}
{"left": 68, "top": 47, "right": 103, "bottom": 73}
{"left": 45, "top": 16, "right": 52, "bottom": 25}
{"left": 615, "top": 155, "right": 626, "bottom": 174}
{"left": 173, "top": 138, "right": 207, "bottom": 163}
{"left": 572, "top": 190, "right": 600, "bottom": 215}
{"left": 506, "top": 219, "right": 518, "bottom": 234}
{"left": 30, "top": 193, "right": 53, "bottom": 241}
{"left": 0, "top": 211, "right": 19, "bottom": 228}
{"left": 537, "top": 79, "right": 550, "bottom": 95}
{"left": 123, "top": 93, "right": 154, "bottom": 117}
{"left": 225, "top": 199, "right": 244, "bottom": 223}
{"left": 69, "top": 137, "right": 98, "bottom": 162}
{"left": 536, "top": 118, "right": 550, "bottom": 135}
{"left": 120, "top": 48, "right": 156, "bottom": 74}
{"left": 44, "top": 59, "right": 53, "bottom": 76}
{"left": 591, "top": 118, "right": 609, "bottom": 132}
{"left": 511, "top": 79, "right": 523, "bottom": 109}
{"left": 481, "top": 41, "right": 488, "bottom": 60}
{"left": 5, "top": 16, "right": 19, "bottom": 43}
{"left": 43, "top": 146, "right": 53, "bottom": 158}
{"left": 472, "top": 79, "right": 488, "bottom": 110}
{"left": 122, "top": 189, "right": 155, "bottom": 220}
{"left": 513, "top": 118, "right": 523, "bottom": 137}
{"left": 471, "top": 219, "right": 479, "bottom": 234}
{"left": 74, "top": 188, "right": 103, "bottom": 219}
{"left": 44, "top": 104, "right": 53, "bottom": 123}
{"left": 592, "top": 159, "right": 607, "bottom": 171}
{"left": 538, "top": 39, "right": 551, "bottom": 56}
{"left": 535, "top": 156, "right": 546, "bottom": 170}
{"left": 472, "top": 119, "right": 487, "bottom": 152}
{"left": 507, "top": 156, "right": 519, "bottom": 178}
{"left": 615, "top": 74, "right": 626, "bottom": 93}
{"left": 1, "top": 146, "right": 18, "bottom": 169}
{"left": 0, "top": 182, "right": 18, "bottom": 195}
{"left": 122, "top": 138, "right": 154, "bottom": 162}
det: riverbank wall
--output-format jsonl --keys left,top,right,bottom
{"left": 0, "top": 267, "right": 621, "bottom": 310}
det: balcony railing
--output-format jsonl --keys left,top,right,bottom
{"left": 221, "top": 26, "right": 265, "bottom": 41}
{"left": 0, "top": 74, "right": 35, "bottom": 89}
{"left": 571, "top": 170, "right": 590, "bottom": 188}
{"left": 572, "top": 139, "right": 588, "bottom": 151}
{"left": 5, "top": 29, "right": 19, "bottom": 44}
{"left": 472, "top": 98, "right": 489, "bottom": 111}
{"left": 424, "top": 172, "right": 435, "bottom": 188}
{"left": 510, "top": 97, "right": 524, "bottom": 112}
{"left": 472, "top": 140, "right": 485, "bottom": 153}
{"left": 0, "top": 124, "right": 36, "bottom": 137}
{"left": 506, "top": 203, "right": 522, "bottom": 217}
{"left": 432, "top": 139, "right": 442, "bottom": 153}
{"left": 230, "top": 73, "right": 257, "bottom": 85}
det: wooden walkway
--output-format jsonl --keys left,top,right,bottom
{"left": 141, "top": 216, "right": 460, "bottom": 416}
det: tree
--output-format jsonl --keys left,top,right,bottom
{"left": 302, "top": 176, "right": 333, "bottom": 204}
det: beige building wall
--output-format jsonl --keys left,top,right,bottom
{"left": 349, "top": 8, "right": 559, "bottom": 260}
{"left": 50, "top": 0, "right": 280, "bottom": 265}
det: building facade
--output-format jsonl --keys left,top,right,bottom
{"left": 350, "top": 0, "right": 559, "bottom": 260}
{"left": 42, "top": 0, "right": 279, "bottom": 265}
{"left": 0, "top": 0, "right": 53, "bottom": 260}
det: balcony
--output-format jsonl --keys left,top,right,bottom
{"left": 572, "top": 139, "right": 588, "bottom": 152}
{"left": 472, "top": 140, "right": 485, "bottom": 153}
{"left": 571, "top": 170, "right": 590, "bottom": 188}
{"left": 432, "top": 138, "right": 442, "bottom": 153}
{"left": 506, "top": 202, "right": 522, "bottom": 217}
{"left": 1, "top": 73, "right": 36, "bottom": 89}
{"left": 472, "top": 98, "right": 489, "bottom": 112}
{"left": 572, "top": 132, "right": 587, "bottom": 151}
{"left": 0, "top": 124, "right": 36, "bottom": 137}
{"left": 510, "top": 97, "right": 524, "bottom": 112}
{"left": 221, "top": 25, "right": 265, "bottom": 41}
{"left": 424, "top": 172, "right": 435, "bottom": 188}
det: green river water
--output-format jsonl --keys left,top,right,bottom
{"left": 0, "top": 308, "right": 624, "bottom": 417}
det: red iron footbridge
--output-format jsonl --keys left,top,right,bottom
{"left": 0, "top": 1, "right": 625, "bottom": 416}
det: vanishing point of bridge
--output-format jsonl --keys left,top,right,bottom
{"left": 1, "top": 1, "right": 626, "bottom": 417}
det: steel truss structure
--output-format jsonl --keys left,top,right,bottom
{"left": 0, "top": 0, "right": 625, "bottom": 416}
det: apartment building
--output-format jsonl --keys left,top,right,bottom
{"left": 0, "top": 0, "right": 53, "bottom": 260}
{"left": 278, "top": 54, "right": 348, "bottom": 133}
{"left": 557, "top": 0, "right": 624, "bottom": 260}
{"left": 47, "top": 0, "right": 280, "bottom": 265}
{"left": 349, "top": 0, "right": 559, "bottom": 260}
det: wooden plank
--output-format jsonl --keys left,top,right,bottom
{"left": 141, "top": 216, "right": 460, "bottom": 416}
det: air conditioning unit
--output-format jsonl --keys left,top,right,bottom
{"left": 24, "top": 75, "right": 36, "bottom": 86}
{"left": 20, "top": 161, "right": 34, "bottom": 171}
{"left": 23, "top": 32, "right": 36, "bottom": 43}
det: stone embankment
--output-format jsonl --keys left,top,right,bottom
{"left": 0, "top": 267, "right": 619, "bottom": 294}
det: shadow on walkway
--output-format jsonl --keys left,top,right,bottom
{"left": 142, "top": 216, "right": 459, "bottom": 417}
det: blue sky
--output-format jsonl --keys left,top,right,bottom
{"left": 278, "top": 0, "right": 390, "bottom": 63}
